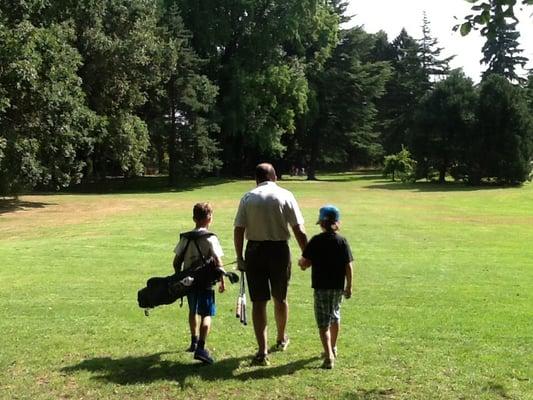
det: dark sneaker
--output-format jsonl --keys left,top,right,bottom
{"left": 194, "top": 348, "right": 214, "bottom": 365}
{"left": 275, "top": 337, "right": 290, "bottom": 352}
{"left": 251, "top": 352, "right": 270, "bottom": 366}
{"left": 321, "top": 357, "right": 334, "bottom": 370}
{"left": 186, "top": 342, "right": 197, "bottom": 352}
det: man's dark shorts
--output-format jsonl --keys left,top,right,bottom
{"left": 245, "top": 240, "right": 291, "bottom": 302}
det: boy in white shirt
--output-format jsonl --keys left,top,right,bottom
{"left": 173, "top": 202, "right": 225, "bottom": 364}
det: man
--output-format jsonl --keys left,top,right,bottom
{"left": 234, "top": 163, "right": 307, "bottom": 366}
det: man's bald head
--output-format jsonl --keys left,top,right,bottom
{"left": 255, "top": 163, "right": 277, "bottom": 184}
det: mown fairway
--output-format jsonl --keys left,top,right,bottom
{"left": 1, "top": 173, "right": 532, "bottom": 400}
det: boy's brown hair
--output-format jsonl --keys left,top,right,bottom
{"left": 193, "top": 202, "right": 213, "bottom": 221}
{"left": 319, "top": 220, "right": 339, "bottom": 232}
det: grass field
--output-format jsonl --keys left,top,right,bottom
{"left": 1, "top": 172, "right": 532, "bottom": 400}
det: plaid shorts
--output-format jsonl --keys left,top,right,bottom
{"left": 314, "top": 289, "right": 344, "bottom": 329}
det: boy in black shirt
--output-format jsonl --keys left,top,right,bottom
{"left": 299, "top": 205, "right": 353, "bottom": 369}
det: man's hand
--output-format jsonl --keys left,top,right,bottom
{"left": 237, "top": 257, "right": 247, "bottom": 272}
{"left": 218, "top": 280, "right": 226, "bottom": 293}
{"left": 344, "top": 285, "right": 352, "bottom": 299}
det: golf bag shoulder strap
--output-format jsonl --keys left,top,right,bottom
{"left": 180, "top": 230, "right": 216, "bottom": 241}
{"left": 180, "top": 230, "right": 216, "bottom": 264}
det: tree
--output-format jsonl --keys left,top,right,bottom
{"left": 457, "top": 0, "right": 533, "bottom": 35}
{"left": 302, "top": 27, "right": 390, "bottom": 179}
{"left": 473, "top": 74, "right": 532, "bottom": 184}
{"left": 152, "top": 3, "right": 221, "bottom": 185}
{"left": 457, "top": 0, "right": 530, "bottom": 83}
{"left": 383, "top": 146, "right": 417, "bottom": 182}
{"left": 0, "top": 21, "right": 95, "bottom": 195}
{"left": 411, "top": 70, "right": 478, "bottom": 183}
{"left": 176, "top": 0, "right": 326, "bottom": 175}
{"left": 374, "top": 29, "right": 428, "bottom": 155}
{"left": 418, "top": 12, "right": 454, "bottom": 85}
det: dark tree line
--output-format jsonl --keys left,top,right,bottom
{"left": 1, "top": 0, "right": 532, "bottom": 195}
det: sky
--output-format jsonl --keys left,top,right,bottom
{"left": 346, "top": 0, "right": 533, "bottom": 82}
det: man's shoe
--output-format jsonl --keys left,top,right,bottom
{"left": 194, "top": 348, "right": 214, "bottom": 365}
{"left": 251, "top": 352, "right": 270, "bottom": 366}
{"left": 275, "top": 337, "right": 290, "bottom": 352}
{"left": 321, "top": 357, "right": 334, "bottom": 369}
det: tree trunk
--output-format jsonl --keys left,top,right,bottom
{"left": 168, "top": 99, "right": 178, "bottom": 186}
{"left": 438, "top": 166, "right": 446, "bottom": 183}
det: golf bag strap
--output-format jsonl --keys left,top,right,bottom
{"left": 175, "top": 239, "right": 192, "bottom": 272}
{"left": 192, "top": 238, "right": 208, "bottom": 264}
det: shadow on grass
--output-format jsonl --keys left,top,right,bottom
{"left": 0, "top": 198, "right": 56, "bottom": 215}
{"left": 341, "top": 388, "right": 396, "bottom": 399}
{"left": 61, "top": 176, "right": 238, "bottom": 195}
{"left": 281, "top": 171, "right": 384, "bottom": 183}
{"left": 61, "top": 352, "right": 320, "bottom": 388}
{"left": 363, "top": 181, "right": 510, "bottom": 193}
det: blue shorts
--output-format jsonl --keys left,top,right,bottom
{"left": 187, "top": 289, "right": 216, "bottom": 317}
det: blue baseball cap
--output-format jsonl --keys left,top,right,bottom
{"left": 317, "top": 205, "right": 340, "bottom": 224}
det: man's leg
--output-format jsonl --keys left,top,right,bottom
{"left": 252, "top": 300, "right": 268, "bottom": 355}
{"left": 273, "top": 297, "right": 288, "bottom": 343}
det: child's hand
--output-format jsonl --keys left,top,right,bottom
{"left": 298, "top": 257, "right": 311, "bottom": 271}
{"left": 344, "top": 285, "right": 352, "bottom": 299}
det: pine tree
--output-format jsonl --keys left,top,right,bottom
{"left": 480, "top": 0, "right": 528, "bottom": 83}
{"left": 418, "top": 12, "right": 454, "bottom": 86}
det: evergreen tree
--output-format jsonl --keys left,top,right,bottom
{"left": 480, "top": 1, "right": 528, "bottom": 83}
{"left": 154, "top": 3, "right": 220, "bottom": 185}
{"left": 418, "top": 12, "right": 454, "bottom": 86}
{"left": 473, "top": 74, "right": 532, "bottom": 184}
{"left": 457, "top": 0, "right": 529, "bottom": 83}
{"left": 374, "top": 29, "right": 428, "bottom": 154}
{"left": 411, "top": 71, "right": 477, "bottom": 183}
{"left": 303, "top": 27, "right": 390, "bottom": 179}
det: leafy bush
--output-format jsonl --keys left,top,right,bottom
{"left": 383, "top": 146, "right": 417, "bottom": 182}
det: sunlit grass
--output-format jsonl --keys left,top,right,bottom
{"left": 1, "top": 173, "right": 532, "bottom": 399}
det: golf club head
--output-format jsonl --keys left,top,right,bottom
{"left": 225, "top": 271, "right": 240, "bottom": 284}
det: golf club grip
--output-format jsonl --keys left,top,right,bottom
{"left": 235, "top": 296, "right": 242, "bottom": 318}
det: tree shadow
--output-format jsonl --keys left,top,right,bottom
{"left": 0, "top": 198, "right": 56, "bottom": 215}
{"left": 60, "top": 352, "right": 320, "bottom": 389}
{"left": 341, "top": 388, "right": 396, "bottom": 399}
{"left": 483, "top": 382, "right": 511, "bottom": 399}
{"left": 363, "top": 181, "right": 510, "bottom": 193}
{"left": 282, "top": 171, "right": 384, "bottom": 183}
{"left": 44, "top": 176, "right": 238, "bottom": 195}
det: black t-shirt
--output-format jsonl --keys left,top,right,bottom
{"left": 302, "top": 231, "right": 353, "bottom": 289}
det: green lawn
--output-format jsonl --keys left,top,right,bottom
{"left": 1, "top": 172, "right": 532, "bottom": 400}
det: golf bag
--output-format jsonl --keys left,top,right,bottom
{"left": 137, "top": 230, "right": 238, "bottom": 310}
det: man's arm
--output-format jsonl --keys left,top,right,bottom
{"left": 291, "top": 224, "right": 308, "bottom": 252}
{"left": 234, "top": 226, "right": 246, "bottom": 270}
